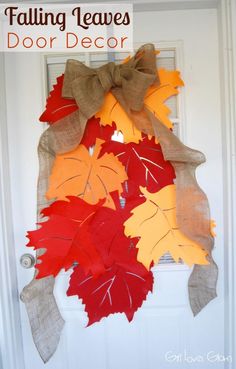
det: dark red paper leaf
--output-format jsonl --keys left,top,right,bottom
{"left": 67, "top": 261, "right": 153, "bottom": 325}
{"left": 39, "top": 74, "right": 78, "bottom": 124}
{"left": 100, "top": 135, "right": 176, "bottom": 197}
{"left": 27, "top": 196, "right": 105, "bottom": 278}
{"left": 80, "top": 117, "right": 116, "bottom": 149}
{"left": 89, "top": 191, "right": 145, "bottom": 269}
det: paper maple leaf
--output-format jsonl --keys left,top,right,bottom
{"left": 95, "top": 92, "right": 143, "bottom": 144}
{"left": 88, "top": 192, "right": 145, "bottom": 269}
{"left": 39, "top": 74, "right": 78, "bottom": 124}
{"left": 46, "top": 138, "right": 128, "bottom": 209}
{"left": 145, "top": 68, "right": 184, "bottom": 129}
{"left": 124, "top": 185, "right": 209, "bottom": 269}
{"left": 80, "top": 117, "right": 116, "bottom": 148}
{"left": 95, "top": 68, "right": 184, "bottom": 143}
{"left": 67, "top": 257, "right": 153, "bottom": 326}
{"left": 26, "top": 197, "right": 106, "bottom": 278}
{"left": 100, "top": 135, "right": 175, "bottom": 197}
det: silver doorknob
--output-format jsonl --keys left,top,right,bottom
{"left": 20, "top": 253, "right": 35, "bottom": 269}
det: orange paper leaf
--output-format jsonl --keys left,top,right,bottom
{"left": 124, "top": 185, "right": 209, "bottom": 269}
{"left": 46, "top": 138, "right": 128, "bottom": 209}
{"left": 96, "top": 93, "right": 143, "bottom": 143}
{"left": 145, "top": 69, "right": 184, "bottom": 129}
{"left": 95, "top": 66, "right": 184, "bottom": 143}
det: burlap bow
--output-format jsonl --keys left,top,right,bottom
{"left": 62, "top": 43, "right": 157, "bottom": 128}
{"left": 21, "top": 43, "right": 217, "bottom": 363}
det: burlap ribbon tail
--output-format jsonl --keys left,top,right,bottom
{"left": 20, "top": 44, "right": 218, "bottom": 362}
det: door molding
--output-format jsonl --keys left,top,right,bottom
{"left": 0, "top": 54, "right": 25, "bottom": 369}
{"left": 0, "top": 1, "right": 235, "bottom": 369}
{"left": 217, "top": 1, "right": 236, "bottom": 368}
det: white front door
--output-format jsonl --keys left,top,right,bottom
{"left": 5, "top": 7, "right": 226, "bottom": 369}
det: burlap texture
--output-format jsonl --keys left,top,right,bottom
{"left": 20, "top": 44, "right": 218, "bottom": 362}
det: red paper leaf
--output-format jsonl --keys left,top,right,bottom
{"left": 67, "top": 261, "right": 153, "bottom": 326}
{"left": 100, "top": 135, "right": 175, "bottom": 197}
{"left": 39, "top": 74, "right": 78, "bottom": 124}
{"left": 27, "top": 196, "right": 105, "bottom": 278}
{"left": 80, "top": 117, "right": 116, "bottom": 149}
{"left": 89, "top": 192, "right": 145, "bottom": 269}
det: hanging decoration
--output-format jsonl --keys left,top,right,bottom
{"left": 20, "top": 44, "right": 218, "bottom": 363}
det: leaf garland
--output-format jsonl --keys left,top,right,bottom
{"left": 124, "top": 185, "right": 209, "bottom": 270}
{"left": 27, "top": 52, "right": 211, "bottom": 327}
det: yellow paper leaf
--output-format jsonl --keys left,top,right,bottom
{"left": 145, "top": 69, "right": 184, "bottom": 129}
{"left": 124, "top": 185, "right": 209, "bottom": 269}
{"left": 46, "top": 138, "right": 128, "bottom": 209}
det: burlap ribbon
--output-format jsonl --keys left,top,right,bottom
{"left": 20, "top": 44, "right": 217, "bottom": 362}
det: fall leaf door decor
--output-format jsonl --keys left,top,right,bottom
{"left": 22, "top": 44, "right": 218, "bottom": 362}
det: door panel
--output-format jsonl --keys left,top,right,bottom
{"left": 5, "top": 8, "right": 224, "bottom": 369}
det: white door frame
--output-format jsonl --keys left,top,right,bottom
{"left": 0, "top": 1, "right": 235, "bottom": 369}
{"left": 0, "top": 53, "right": 25, "bottom": 369}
